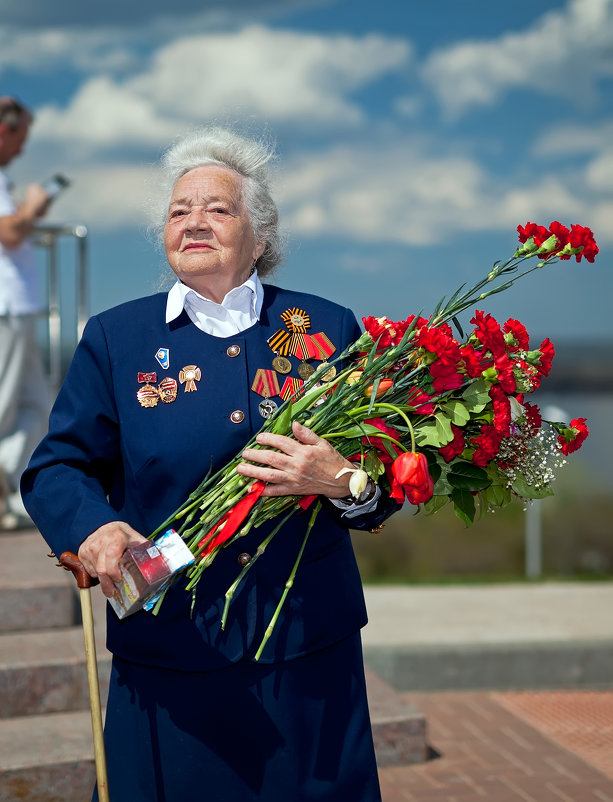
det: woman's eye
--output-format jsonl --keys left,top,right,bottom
{"left": 169, "top": 209, "right": 186, "bottom": 219}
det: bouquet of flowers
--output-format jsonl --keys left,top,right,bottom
{"left": 149, "top": 221, "right": 597, "bottom": 658}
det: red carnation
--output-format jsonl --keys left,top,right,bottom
{"left": 537, "top": 338, "right": 555, "bottom": 377}
{"left": 430, "top": 360, "right": 464, "bottom": 393}
{"left": 417, "top": 324, "right": 461, "bottom": 365}
{"left": 471, "top": 423, "right": 503, "bottom": 467}
{"left": 569, "top": 224, "right": 599, "bottom": 263}
{"left": 390, "top": 451, "right": 434, "bottom": 505}
{"left": 460, "top": 343, "right": 488, "bottom": 378}
{"left": 558, "top": 417, "right": 589, "bottom": 455}
{"left": 470, "top": 310, "right": 507, "bottom": 357}
{"left": 406, "top": 388, "right": 436, "bottom": 415}
{"left": 490, "top": 384, "right": 511, "bottom": 437}
{"left": 503, "top": 318, "right": 530, "bottom": 350}
{"left": 517, "top": 222, "right": 549, "bottom": 247}
{"left": 438, "top": 425, "right": 465, "bottom": 463}
{"left": 545, "top": 221, "right": 570, "bottom": 257}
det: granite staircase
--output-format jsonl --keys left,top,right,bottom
{"left": 0, "top": 529, "right": 427, "bottom": 802}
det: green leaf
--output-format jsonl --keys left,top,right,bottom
{"left": 270, "top": 400, "right": 293, "bottom": 435}
{"left": 511, "top": 475, "right": 554, "bottom": 500}
{"left": 447, "top": 461, "right": 491, "bottom": 491}
{"left": 451, "top": 489, "right": 476, "bottom": 526}
{"left": 483, "top": 483, "right": 512, "bottom": 508}
{"left": 423, "top": 494, "right": 449, "bottom": 515}
{"left": 435, "top": 412, "right": 454, "bottom": 444}
{"left": 414, "top": 423, "right": 446, "bottom": 447}
{"left": 432, "top": 472, "right": 452, "bottom": 495}
{"left": 462, "top": 379, "right": 491, "bottom": 413}
{"left": 364, "top": 452, "right": 385, "bottom": 477}
{"left": 332, "top": 423, "right": 386, "bottom": 439}
{"left": 441, "top": 400, "right": 471, "bottom": 427}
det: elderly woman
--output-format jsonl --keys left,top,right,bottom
{"left": 21, "top": 128, "right": 401, "bottom": 802}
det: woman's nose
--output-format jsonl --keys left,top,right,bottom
{"left": 185, "top": 207, "right": 211, "bottom": 231}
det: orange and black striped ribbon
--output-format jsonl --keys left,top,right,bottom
{"left": 289, "top": 332, "right": 319, "bottom": 360}
{"left": 309, "top": 332, "right": 336, "bottom": 360}
{"left": 251, "top": 368, "right": 281, "bottom": 398}
{"left": 267, "top": 329, "right": 292, "bottom": 356}
{"left": 280, "top": 307, "right": 311, "bottom": 333}
{"left": 280, "top": 376, "right": 304, "bottom": 401}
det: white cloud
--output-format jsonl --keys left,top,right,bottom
{"left": 276, "top": 141, "right": 611, "bottom": 252}
{"left": 422, "top": 0, "right": 613, "bottom": 117}
{"left": 0, "top": 27, "right": 137, "bottom": 75}
{"left": 32, "top": 26, "right": 411, "bottom": 150}
{"left": 533, "top": 119, "right": 613, "bottom": 157}
{"left": 41, "top": 137, "right": 610, "bottom": 248}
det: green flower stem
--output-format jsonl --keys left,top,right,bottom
{"left": 254, "top": 500, "right": 322, "bottom": 662}
{"left": 220, "top": 507, "right": 296, "bottom": 630}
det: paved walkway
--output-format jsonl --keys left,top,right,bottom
{"left": 379, "top": 689, "right": 613, "bottom": 802}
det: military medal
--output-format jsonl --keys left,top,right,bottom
{"left": 280, "top": 376, "right": 304, "bottom": 401}
{"left": 251, "top": 368, "right": 281, "bottom": 418}
{"left": 290, "top": 332, "right": 318, "bottom": 381}
{"left": 280, "top": 307, "right": 311, "bottom": 333}
{"left": 319, "top": 362, "right": 337, "bottom": 382}
{"left": 258, "top": 398, "right": 278, "bottom": 418}
{"left": 158, "top": 376, "right": 178, "bottom": 404}
{"left": 267, "top": 329, "right": 293, "bottom": 374}
{"left": 179, "top": 365, "right": 201, "bottom": 392}
{"left": 155, "top": 348, "right": 170, "bottom": 370}
{"left": 137, "top": 372, "right": 160, "bottom": 408}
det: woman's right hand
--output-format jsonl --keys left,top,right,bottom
{"left": 77, "top": 521, "right": 147, "bottom": 597}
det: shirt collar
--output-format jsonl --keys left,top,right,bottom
{"left": 165, "top": 271, "right": 264, "bottom": 324}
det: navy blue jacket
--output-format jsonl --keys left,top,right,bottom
{"left": 22, "top": 285, "right": 400, "bottom": 669}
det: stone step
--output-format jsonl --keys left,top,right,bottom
{"left": 0, "top": 709, "right": 96, "bottom": 802}
{"left": 365, "top": 669, "right": 428, "bottom": 766}
{"left": 0, "top": 677, "right": 425, "bottom": 802}
{"left": 0, "top": 531, "right": 76, "bottom": 632}
{"left": 0, "top": 627, "right": 111, "bottom": 718}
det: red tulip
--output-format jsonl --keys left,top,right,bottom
{"left": 390, "top": 452, "right": 434, "bottom": 505}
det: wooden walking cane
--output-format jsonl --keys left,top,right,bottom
{"left": 59, "top": 552, "right": 110, "bottom": 802}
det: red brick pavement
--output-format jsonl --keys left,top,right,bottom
{"left": 379, "top": 690, "right": 613, "bottom": 802}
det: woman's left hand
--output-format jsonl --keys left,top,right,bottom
{"left": 237, "top": 421, "right": 353, "bottom": 499}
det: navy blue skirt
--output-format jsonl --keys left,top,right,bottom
{"left": 95, "top": 633, "right": 381, "bottom": 801}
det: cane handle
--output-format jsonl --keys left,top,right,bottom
{"left": 59, "top": 551, "right": 99, "bottom": 589}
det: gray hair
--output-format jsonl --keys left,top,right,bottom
{"left": 152, "top": 127, "right": 283, "bottom": 276}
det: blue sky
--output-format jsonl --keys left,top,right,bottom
{"left": 3, "top": 0, "right": 612, "bottom": 344}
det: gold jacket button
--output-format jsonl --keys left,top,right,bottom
{"left": 237, "top": 552, "right": 252, "bottom": 566}
{"left": 227, "top": 345, "right": 241, "bottom": 357}
{"left": 230, "top": 410, "right": 245, "bottom": 424}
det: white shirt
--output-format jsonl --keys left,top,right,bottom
{"left": 165, "top": 272, "right": 262, "bottom": 336}
{"left": 165, "top": 272, "right": 380, "bottom": 518}
{"left": 0, "top": 170, "right": 41, "bottom": 315}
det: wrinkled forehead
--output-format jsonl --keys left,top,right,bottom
{"left": 170, "top": 164, "right": 245, "bottom": 204}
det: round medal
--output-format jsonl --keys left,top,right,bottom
{"left": 319, "top": 362, "right": 337, "bottom": 382}
{"left": 259, "top": 398, "right": 278, "bottom": 418}
{"left": 272, "top": 355, "right": 292, "bottom": 374}
{"left": 298, "top": 362, "right": 315, "bottom": 380}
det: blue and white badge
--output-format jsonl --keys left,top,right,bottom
{"left": 155, "top": 347, "right": 170, "bottom": 370}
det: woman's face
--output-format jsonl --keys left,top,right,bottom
{"left": 164, "top": 165, "right": 265, "bottom": 300}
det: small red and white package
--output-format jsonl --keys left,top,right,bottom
{"left": 109, "top": 529, "right": 194, "bottom": 619}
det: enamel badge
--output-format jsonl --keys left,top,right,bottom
{"left": 155, "top": 348, "right": 170, "bottom": 370}
{"left": 179, "top": 365, "right": 201, "bottom": 392}
{"left": 158, "top": 377, "right": 178, "bottom": 404}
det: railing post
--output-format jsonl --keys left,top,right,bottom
{"left": 30, "top": 224, "right": 89, "bottom": 392}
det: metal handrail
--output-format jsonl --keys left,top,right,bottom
{"left": 29, "top": 223, "right": 89, "bottom": 392}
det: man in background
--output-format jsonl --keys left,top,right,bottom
{"left": 0, "top": 97, "right": 51, "bottom": 530}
